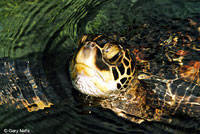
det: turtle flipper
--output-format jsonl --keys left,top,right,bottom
{"left": 0, "top": 58, "right": 53, "bottom": 112}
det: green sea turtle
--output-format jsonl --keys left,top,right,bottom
{"left": 0, "top": 16, "right": 199, "bottom": 125}
{"left": 70, "top": 18, "right": 200, "bottom": 123}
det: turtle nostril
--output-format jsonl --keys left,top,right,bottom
{"left": 90, "top": 43, "right": 95, "bottom": 47}
{"left": 85, "top": 42, "right": 95, "bottom": 48}
{"left": 89, "top": 42, "right": 96, "bottom": 48}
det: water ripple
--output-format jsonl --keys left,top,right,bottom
{"left": 0, "top": 0, "right": 200, "bottom": 134}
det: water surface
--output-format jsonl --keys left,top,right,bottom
{"left": 0, "top": 0, "right": 200, "bottom": 134}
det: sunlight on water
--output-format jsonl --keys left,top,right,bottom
{"left": 0, "top": 0, "right": 200, "bottom": 134}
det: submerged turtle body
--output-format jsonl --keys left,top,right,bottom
{"left": 0, "top": 58, "right": 57, "bottom": 112}
{"left": 70, "top": 17, "right": 200, "bottom": 123}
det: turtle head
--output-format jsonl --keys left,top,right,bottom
{"left": 70, "top": 35, "right": 136, "bottom": 97}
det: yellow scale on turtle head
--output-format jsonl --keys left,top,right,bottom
{"left": 70, "top": 34, "right": 136, "bottom": 97}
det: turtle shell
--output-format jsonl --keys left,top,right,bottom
{"left": 130, "top": 17, "right": 200, "bottom": 116}
{"left": 100, "top": 16, "right": 200, "bottom": 123}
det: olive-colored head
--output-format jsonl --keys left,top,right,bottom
{"left": 70, "top": 35, "right": 135, "bottom": 97}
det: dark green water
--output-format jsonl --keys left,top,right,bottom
{"left": 0, "top": 0, "right": 200, "bottom": 133}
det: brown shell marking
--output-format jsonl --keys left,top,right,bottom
{"left": 175, "top": 50, "right": 190, "bottom": 56}
{"left": 132, "top": 48, "right": 149, "bottom": 62}
{"left": 179, "top": 61, "right": 200, "bottom": 84}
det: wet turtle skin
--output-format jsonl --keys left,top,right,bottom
{"left": 70, "top": 16, "right": 200, "bottom": 123}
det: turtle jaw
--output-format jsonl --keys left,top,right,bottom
{"left": 69, "top": 41, "right": 120, "bottom": 97}
{"left": 70, "top": 63, "right": 116, "bottom": 97}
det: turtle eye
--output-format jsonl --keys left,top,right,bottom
{"left": 102, "top": 44, "right": 122, "bottom": 64}
{"left": 108, "top": 52, "right": 121, "bottom": 63}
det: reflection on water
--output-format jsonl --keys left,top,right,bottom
{"left": 0, "top": 0, "right": 200, "bottom": 133}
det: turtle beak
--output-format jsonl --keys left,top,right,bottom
{"left": 70, "top": 41, "right": 98, "bottom": 79}
{"left": 69, "top": 41, "right": 116, "bottom": 97}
